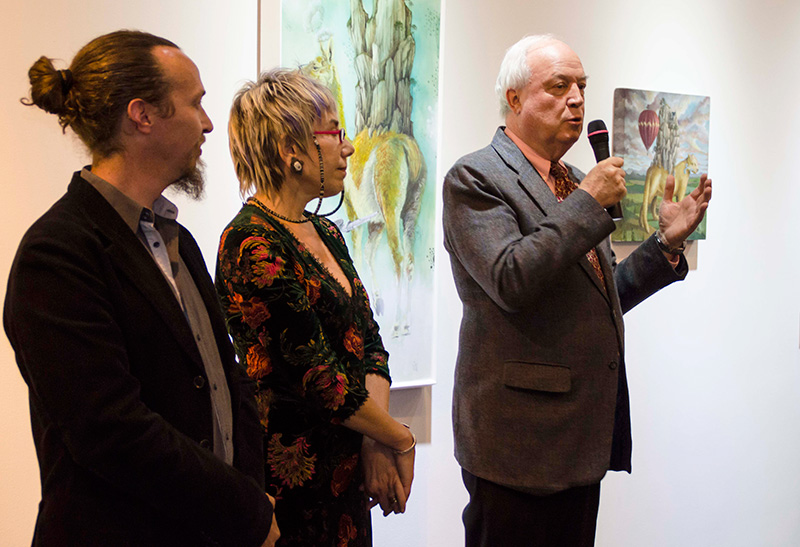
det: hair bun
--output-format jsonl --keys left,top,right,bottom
{"left": 25, "top": 56, "right": 72, "bottom": 117}
{"left": 58, "top": 69, "right": 74, "bottom": 95}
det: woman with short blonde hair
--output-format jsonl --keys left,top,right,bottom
{"left": 217, "top": 68, "right": 415, "bottom": 546}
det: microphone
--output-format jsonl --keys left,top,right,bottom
{"left": 587, "top": 120, "right": 623, "bottom": 220}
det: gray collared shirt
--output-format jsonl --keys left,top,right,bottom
{"left": 82, "top": 168, "right": 234, "bottom": 465}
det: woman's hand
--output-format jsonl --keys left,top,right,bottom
{"left": 393, "top": 444, "right": 415, "bottom": 512}
{"left": 260, "top": 493, "right": 280, "bottom": 547}
{"left": 346, "top": 374, "right": 415, "bottom": 514}
{"left": 361, "top": 437, "right": 407, "bottom": 515}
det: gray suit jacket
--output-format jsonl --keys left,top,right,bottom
{"left": 443, "top": 128, "right": 687, "bottom": 493}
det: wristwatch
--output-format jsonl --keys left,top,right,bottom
{"left": 655, "top": 230, "right": 686, "bottom": 255}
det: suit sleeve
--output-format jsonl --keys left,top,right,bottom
{"left": 3, "top": 216, "right": 272, "bottom": 547}
{"left": 442, "top": 159, "right": 616, "bottom": 313}
{"left": 612, "top": 233, "right": 688, "bottom": 314}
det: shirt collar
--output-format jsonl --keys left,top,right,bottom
{"left": 81, "top": 167, "right": 180, "bottom": 231}
{"left": 503, "top": 127, "right": 566, "bottom": 185}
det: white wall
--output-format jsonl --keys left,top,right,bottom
{"left": 3, "top": 0, "right": 800, "bottom": 546}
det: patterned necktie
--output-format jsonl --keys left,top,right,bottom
{"left": 549, "top": 162, "right": 606, "bottom": 286}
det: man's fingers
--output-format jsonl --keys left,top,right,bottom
{"left": 699, "top": 176, "right": 712, "bottom": 203}
{"left": 663, "top": 175, "right": 675, "bottom": 203}
{"left": 602, "top": 156, "right": 624, "bottom": 168}
{"left": 690, "top": 173, "right": 708, "bottom": 199}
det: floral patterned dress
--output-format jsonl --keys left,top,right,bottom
{"left": 215, "top": 200, "right": 390, "bottom": 547}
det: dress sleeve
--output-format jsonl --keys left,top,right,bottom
{"left": 353, "top": 276, "right": 391, "bottom": 382}
{"left": 216, "top": 218, "right": 370, "bottom": 425}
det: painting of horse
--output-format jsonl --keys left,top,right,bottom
{"left": 281, "top": 0, "right": 441, "bottom": 385}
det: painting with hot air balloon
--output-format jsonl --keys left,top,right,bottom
{"left": 610, "top": 88, "right": 710, "bottom": 242}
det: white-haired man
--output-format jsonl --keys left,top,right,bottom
{"left": 442, "top": 35, "right": 711, "bottom": 546}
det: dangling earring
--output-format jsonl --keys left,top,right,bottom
{"left": 309, "top": 135, "right": 345, "bottom": 218}
{"left": 304, "top": 137, "right": 324, "bottom": 216}
{"left": 291, "top": 158, "right": 303, "bottom": 173}
{"left": 298, "top": 135, "right": 344, "bottom": 218}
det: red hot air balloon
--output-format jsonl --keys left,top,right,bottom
{"left": 638, "top": 110, "right": 660, "bottom": 151}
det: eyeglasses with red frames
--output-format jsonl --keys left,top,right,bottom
{"left": 313, "top": 129, "right": 346, "bottom": 143}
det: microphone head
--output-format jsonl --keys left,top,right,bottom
{"left": 587, "top": 119, "right": 610, "bottom": 162}
{"left": 587, "top": 120, "right": 609, "bottom": 145}
{"left": 586, "top": 119, "right": 622, "bottom": 219}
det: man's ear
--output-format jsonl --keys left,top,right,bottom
{"left": 506, "top": 88, "right": 521, "bottom": 114}
{"left": 126, "top": 98, "right": 154, "bottom": 134}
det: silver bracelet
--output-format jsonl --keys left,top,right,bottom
{"left": 655, "top": 230, "right": 686, "bottom": 255}
{"left": 394, "top": 423, "right": 416, "bottom": 455}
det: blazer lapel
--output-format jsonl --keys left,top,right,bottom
{"left": 578, "top": 254, "right": 609, "bottom": 302}
{"left": 178, "top": 229, "right": 242, "bottom": 409}
{"left": 491, "top": 128, "right": 559, "bottom": 216}
{"left": 70, "top": 177, "right": 205, "bottom": 371}
{"left": 492, "top": 130, "right": 613, "bottom": 304}
{"left": 178, "top": 228, "right": 236, "bottom": 366}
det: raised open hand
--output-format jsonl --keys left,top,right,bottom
{"left": 658, "top": 173, "right": 712, "bottom": 246}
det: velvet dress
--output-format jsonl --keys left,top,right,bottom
{"left": 215, "top": 200, "right": 391, "bottom": 546}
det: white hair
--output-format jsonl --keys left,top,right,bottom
{"left": 495, "top": 34, "right": 556, "bottom": 116}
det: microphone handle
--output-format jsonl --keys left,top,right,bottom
{"left": 606, "top": 201, "right": 623, "bottom": 220}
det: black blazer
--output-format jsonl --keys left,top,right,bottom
{"left": 4, "top": 172, "right": 272, "bottom": 546}
{"left": 443, "top": 129, "right": 688, "bottom": 493}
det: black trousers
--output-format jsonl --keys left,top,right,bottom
{"left": 462, "top": 469, "right": 601, "bottom": 547}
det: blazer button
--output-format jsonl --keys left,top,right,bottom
{"left": 193, "top": 376, "right": 206, "bottom": 389}
{"left": 608, "top": 361, "right": 618, "bottom": 370}
{"left": 199, "top": 439, "right": 212, "bottom": 450}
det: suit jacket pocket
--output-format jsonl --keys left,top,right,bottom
{"left": 503, "top": 361, "right": 571, "bottom": 393}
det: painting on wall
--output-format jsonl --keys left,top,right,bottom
{"left": 611, "top": 88, "right": 710, "bottom": 242}
{"left": 280, "top": 0, "right": 441, "bottom": 386}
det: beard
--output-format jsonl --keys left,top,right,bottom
{"left": 170, "top": 158, "right": 206, "bottom": 200}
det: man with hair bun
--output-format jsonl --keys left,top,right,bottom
{"left": 443, "top": 34, "right": 712, "bottom": 546}
{"left": 5, "top": 30, "right": 278, "bottom": 547}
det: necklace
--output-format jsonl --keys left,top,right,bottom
{"left": 249, "top": 197, "right": 311, "bottom": 224}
